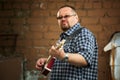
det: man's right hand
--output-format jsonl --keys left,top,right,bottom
{"left": 35, "top": 58, "right": 47, "bottom": 71}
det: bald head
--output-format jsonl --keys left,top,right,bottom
{"left": 57, "top": 5, "right": 77, "bottom": 18}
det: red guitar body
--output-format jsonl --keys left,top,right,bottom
{"left": 41, "top": 56, "right": 56, "bottom": 76}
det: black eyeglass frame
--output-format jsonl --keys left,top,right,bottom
{"left": 56, "top": 14, "right": 76, "bottom": 20}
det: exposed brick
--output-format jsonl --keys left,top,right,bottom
{"left": 38, "top": 47, "right": 48, "bottom": 56}
{"left": 50, "top": 10, "right": 58, "bottom": 16}
{"left": 48, "top": 0, "right": 70, "bottom": 2}
{"left": 88, "top": 9, "right": 106, "bottom": 17}
{"left": 24, "top": 30, "right": 35, "bottom": 39}
{"left": 47, "top": 2, "right": 57, "bottom": 9}
{"left": 56, "top": 2, "right": 66, "bottom": 9}
{"left": 13, "top": 3, "right": 22, "bottom": 9}
{"left": 111, "top": 25, "right": 120, "bottom": 32}
{"left": 16, "top": 39, "right": 33, "bottom": 48}
{"left": 44, "top": 32, "right": 59, "bottom": 40}
{"left": 0, "top": 3, "right": 2, "bottom": 10}
{"left": 0, "top": 10, "right": 14, "bottom": 17}
{"left": 0, "top": 24, "right": 13, "bottom": 33}
{"left": 93, "top": 2, "right": 102, "bottom": 8}
{"left": 32, "top": 32, "right": 43, "bottom": 39}
{"left": 24, "top": 48, "right": 39, "bottom": 60}
{"left": 81, "top": 17, "right": 99, "bottom": 24}
{"left": 16, "top": 40, "right": 26, "bottom": 47}
{"left": 10, "top": 18, "right": 25, "bottom": 24}
{"left": 31, "top": 10, "right": 49, "bottom": 17}
{"left": 85, "top": 24, "right": 103, "bottom": 32}
{"left": 113, "top": 2, "right": 120, "bottom": 8}
{"left": 72, "top": 0, "right": 85, "bottom": 1}
{"left": 100, "top": 17, "right": 119, "bottom": 25}
{"left": 103, "top": 1, "right": 112, "bottom": 8}
{"left": 0, "top": 18, "right": 9, "bottom": 24}
{"left": 34, "top": 0, "right": 47, "bottom": 2}
{"left": 49, "top": 39, "right": 58, "bottom": 47}
{"left": 75, "top": 3, "right": 84, "bottom": 9}
{"left": 33, "top": 39, "right": 50, "bottom": 47}
{"left": 48, "top": 25, "right": 61, "bottom": 32}
{"left": 98, "top": 56, "right": 110, "bottom": 72}
{"left": 12, "top": 25, "right": 22, "bottom": 34}
{"left": 45, "top": 17, "right": 58, "bottom": 25}
{"left": 24, "top": 40, "right": 33, "bottom": 47}
{"left": 21, "top": 3, "right": 30, "bottom": 10}
{"left": 31, "top": 2, "right": 47, "bottom": 10}
{"left": 98, "top": 57, "right": 111, "bottom": 80}
{"left": 77, "top": 10, "right": 87, "bottom": 17}
{"left": 5, "top": 0, "right": 30, "bottom": 2}
{"left": 3, "top": 3, "right": 13, "bottom": 9}
{"left": 66, "top": 2, "right": 75, "bottom": 7}
{"left": 30, "top": 25, "right": 48, "bottom": 32}
{"left": 25, "top": 60, "right": 36, "bottom": 70}
{"left": 27, "top": 18, "right": 45, "bottom": 24}
{"left": 31, "top": 2, "right": 40, "bottom": 9}
{"left": 98, "top": 31, "right": 110, "bottom": 48}
{"left": 84, "top": 2, "right": 93, "bottom": 9}
{"left": 108, "top": 9, "right": 120, "bottom": 17}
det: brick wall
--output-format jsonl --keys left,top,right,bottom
{"left": 0, "top": 0, "right": 120, "bottom": 80}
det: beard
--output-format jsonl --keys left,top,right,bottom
{"left": 61, "top": 25, "right": 70, "bottom": 31}
{"left": 60, "top": 21, "right": 70, "bottom": 31}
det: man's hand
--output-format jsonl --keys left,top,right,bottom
{"left": 35, "top": 58, "right": 47, "bottom": 71}
{"left": 49, "top": 46, "right": 65, "bottom": 60}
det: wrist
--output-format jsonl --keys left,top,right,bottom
{"left": 62, "top": 53, "right": 69, "bottom": 62}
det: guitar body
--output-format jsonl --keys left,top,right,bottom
{"left": 41, "top": 39, "right": 66, "bottom": 76}
{"left": 41, "top": 56, "right": 56, "bottom": 76}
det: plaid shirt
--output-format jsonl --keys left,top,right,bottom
{"left": 49, "top": 23, "right": 98, "bottom": 80}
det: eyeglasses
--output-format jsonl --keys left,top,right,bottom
{"left": 56, "top": 14, "right": 76, "bottom": 20}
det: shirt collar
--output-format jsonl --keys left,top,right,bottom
{"left": 60, "top": 23, "right": 82, "bottom": 39}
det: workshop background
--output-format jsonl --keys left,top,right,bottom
{"left": 0, "top": 0, "right": 120, "bottom": 80}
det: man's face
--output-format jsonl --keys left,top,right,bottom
{"left": 57, "top": 7, "right": 78, "bottom": 31}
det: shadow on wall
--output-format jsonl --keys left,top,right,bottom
{"left": 0, "top": 56, "right": 23, "bottom": 80}
{"left": 0, "top": 33, "right": 43, "bottom": 80}
{"left": 0, "top": 56, "right": 45, "bottom": 80}
{"left": 0, "top": 33, "right": 18, "bottom": 57}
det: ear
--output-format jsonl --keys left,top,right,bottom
{"left": 75, "top": 15, "right": 79, "bottom": 22}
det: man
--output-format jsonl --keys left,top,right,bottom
{"left": 36, "top": 5, "right": 98, "bottom": 80}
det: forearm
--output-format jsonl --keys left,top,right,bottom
{"left": 65, "top": 53, "right": 88, "bottom": 67}
{"left": 49, "top": 46, "right": 88, "bottom": 67}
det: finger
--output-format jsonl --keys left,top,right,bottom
{"left": 51, "top": 45, "right": 56, "bottom": 50}
{"left": 36, "top": 65, "right": 42, "bottom": 70}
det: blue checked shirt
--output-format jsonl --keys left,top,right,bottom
{"left": 49, "top": 23, "right": 98, "bottom": 80}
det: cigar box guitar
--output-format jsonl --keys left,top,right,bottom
{"left": 41, "top": 39, "right": 66, "bottom": 76}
